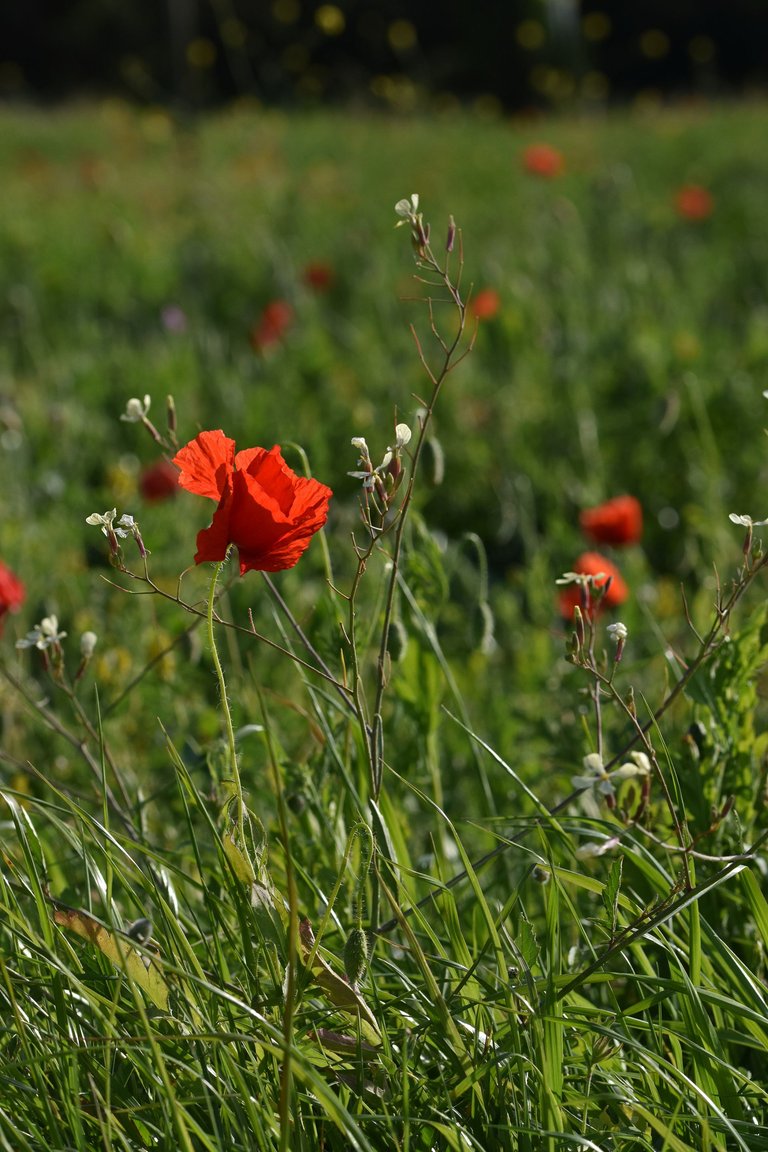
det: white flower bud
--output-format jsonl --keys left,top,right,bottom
{"left": 80, "top": 631, "right": 98, "bottom": 658}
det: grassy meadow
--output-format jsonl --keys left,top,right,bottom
{"left": 2, "top": 99, "right": 768, "bottom": 1149}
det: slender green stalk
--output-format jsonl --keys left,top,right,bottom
{"left": 368, "top": 249, "right": 469, "bottom": 801}
{"left": 206, "top": 558, "right": 243, "bottom": 841}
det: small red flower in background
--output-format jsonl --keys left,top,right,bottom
{"left": 0, "top": 561, "right": 25, "bottom": 632}
{"left": 580, "top": 495, "right": 643, "bottom": 546}
{"left": 522, "top": 143, "right": 565, "bottom": 178}
{"left": 302, "top": 262, "right": 334, "bottom": 293}
{"left": 250, "top": 300, "right": 294, "bottom": 352}
{"left": 558, "top": 552, "right": 628, "bottom": 620}
{"left": 470, "top": 288, "right": 501, "bottom": 320}
{"left": 139, "top": 458, "right": 179, "bottom": 503}
{"left": 173, "top": 429, "right": 332, "bottom": 575}
{"left": 674, "top": 184, "right": 714, "bottom": 221}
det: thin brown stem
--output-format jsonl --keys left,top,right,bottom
{"left": 368, "top": 243, "right": 468, "bottom": 799}
{"left": 99, "top": 567, "right": 352, "bottom": 704}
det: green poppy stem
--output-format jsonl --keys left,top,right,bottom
{"left": 207, "top": 558, "right": 244, "bottom": 841}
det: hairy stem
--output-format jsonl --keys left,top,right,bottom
{"left": 207, "top": 559, "right": 244, "bottom": 841}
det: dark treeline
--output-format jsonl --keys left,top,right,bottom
{"left": 2, "top": 0, "right": 767, "bottom": 109}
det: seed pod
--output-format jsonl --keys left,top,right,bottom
{"left": 343, "top": 926, "right": 369, "bottom": 989}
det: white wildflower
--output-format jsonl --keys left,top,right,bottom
{"left": 729, "top": 513, "right": 768, "bottom": 527}
{"left": 394, "top": 194, "right": 419, "bottom": 220}
{"left": 16, "top": 615, "right": 67, "bottom": 651}
{"left": 85, "top": 509, "right": 129, "bottom": 538}
{"left": 120, "top": 395, "right": 151, "bottom": 422}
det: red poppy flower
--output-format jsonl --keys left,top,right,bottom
{"left": 558, "top": 552, "right": 628, "bottom": 620}
{"left": 302, "top": 262, "right": 334, "bottom": 292}
{"left": 470, "top": 288, "right": 501, "bottom": 320}
{"left": 139, "top": 458, "right": 180, "bottom": 503}
{"left": 0, "top": 561, "right": 25, "bottom": 631}
{"left": 579, "top": 495, "right": 643, "bottom": 546}
{"left": 173, "top": 430, "right": 332, "bottom": 574}
{"left": 522, "top": 143, "right": 565, "bottom": 178}
{"left": 674, "top": 184, "right": 713, "bottom": 221}
{"left": 249, "top": 299, "right": 294, "bottom": 351}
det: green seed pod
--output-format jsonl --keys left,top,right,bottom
{"left": 343, "top": 926, "right": 369, "bottom": 989}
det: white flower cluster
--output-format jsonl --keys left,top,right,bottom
{"left": 348, "top": 424, "right": 412, "bottom": 490}
{"left": 85, "top": 508, "right": 133, "bottom": 538}
{"left": 16, "top": 615, "right": 67, "bottom": 651}
{"left": 571, "top": 750, "right": 651, "bottom": 800}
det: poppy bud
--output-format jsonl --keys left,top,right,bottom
{"left": 166, "top": 394, "right": 177, "bottom": 437}
{"left": 343, "top": 927, "right": 369, "bottom": 989}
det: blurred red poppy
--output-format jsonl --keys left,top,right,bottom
{"left": 558, "top": 552, "right": 628, "bottom": 620}
{"left": 173, "top": 429, "right": 332, "bottom": 575}
{"left": 0, "top": 561, "right": 25, "bottom": 631}
{"left": 250, "top": 299, "right": 294, "bottom": 351}
{"left": 579, "top": 495, "right": 642, "bottom": 546}
{"left": 674, "top": 184, "right": 713, "bottom": 221}
{"left": 139, "top": 459, "right": 179, "bottom": 503}
{"left": 470, "top": 288, "right": 501, "bottom": 320}
{"left": 522, "top": 143, "right": 565, "bottom": 178}
{"left": 303, "top": 262, "right": 334, "bottom": 292}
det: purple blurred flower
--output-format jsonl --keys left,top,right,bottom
{"left": 161, "top": 305, "right": 188, "bottom": 333}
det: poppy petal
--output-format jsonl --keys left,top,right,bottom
{"left": 174, "top": 430, "right": 236, "bottom": 501}
{"left": 194, "top": 480, "right": 236, "bottom": 564}
{"left": 237, "top": 445, "right": 303, "bottom": 515}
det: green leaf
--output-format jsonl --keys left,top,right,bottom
{"left": 53, "top": 904, "right": 169, "bottom": 1011}
{"left": 516, "top": 913, "right": 540, "bottom": 969}
{"left": 602, "top": 857, "right": 623, "bottom": 935}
